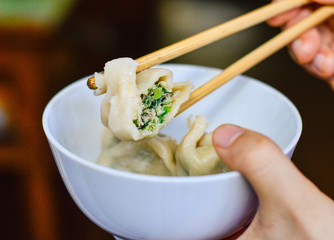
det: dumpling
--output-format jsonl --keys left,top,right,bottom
{"left": 176, "top": 115, "right": 230, "bottom": 176}
{"left": 97, "top": 128, "right": 178, "bottom": 176}
{"left": 94, "top": 58, "right": 193, "bottom": 141}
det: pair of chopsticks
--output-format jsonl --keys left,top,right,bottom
{"left": 87, "top": 0, "right": 334, "bottom": 114}
{"left": 177, "top": 4, "right": 334, "bottom": 115}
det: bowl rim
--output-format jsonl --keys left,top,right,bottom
{"left": 42, "top": 63, "right": 302, "bottom": 183}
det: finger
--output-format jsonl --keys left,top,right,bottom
{"left": 284, "top": 7, "right": 313, "bottom": 29}
{"left": 267, "top": 0, "right": 300, "bottom": 27}
{"left": 294, "top": 56, "right": 334, "bottom": 90}
{"left": 285, "top": 8, "right": 321, "bottom": 64}
{"left": 311, "top": 48, "right": 334, "bottom": 78}
{"left": 290, "top": 28, "right": 321, "bottom": 64}
{"left": 212, "top": 125, "right": 307, "bottom": 203}
{"left": 267, "top": 8, "right": 300, "bottom": 27}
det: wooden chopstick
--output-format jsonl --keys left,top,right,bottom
{"left": 87, "top": 0, "right": 310, "bottom": 89}
{"left": 176, "top": 5, "right": 334, "bottom": 115}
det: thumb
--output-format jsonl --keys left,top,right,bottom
{"left": 212, "top": 124, "right": 307, "bottom": 203}
{"left": 213, "top": 124, "right": 334, "bottom": 240}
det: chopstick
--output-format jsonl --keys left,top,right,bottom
{"left": 176, "top": 5, "right": 334, "bottom": 115}
{"left": 87, "top": 0, "right": 310, "bottom": 89}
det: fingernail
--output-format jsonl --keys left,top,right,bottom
{"left": 213, "top": 125, "right": 245, "bottom": 148}
{"left": 313, "top": 53, "right": 325, "bottom": 73}
{"left": 291, "top": 39, "right": 303, "bottom": 58}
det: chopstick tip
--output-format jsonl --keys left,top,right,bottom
{"left": 87, "top": 76, "right": 97, "bottom": 90}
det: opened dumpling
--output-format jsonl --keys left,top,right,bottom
{"left": 97, "top": 129, "right": 178, "bottom": 176}
{"left": 176, "top": 115, "right": 230, "bottom": 176}
{"left": 94, "top": 58, "right": 193, "bottom": 141}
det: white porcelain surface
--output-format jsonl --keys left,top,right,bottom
{"left": 42, "top": 64, "right": 302, "bottom": 240}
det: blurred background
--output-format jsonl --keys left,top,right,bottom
{"left": 0, "top": 0, "right": 333, "bottom": 239}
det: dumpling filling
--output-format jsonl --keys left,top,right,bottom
{"left": 134, "top": 82, "right": 174, "bottom": 131}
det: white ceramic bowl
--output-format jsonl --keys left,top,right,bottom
{"left": 42, "top": 64, "right": 302, "bottom": 240}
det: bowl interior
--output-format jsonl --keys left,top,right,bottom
{"left": 42, "top": 63, "right": 302, "bottom": 239}
{"left": 43, "top": 63, "right": 302, "bottom": 165}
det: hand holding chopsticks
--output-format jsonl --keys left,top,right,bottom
{"left": 87, "top": 0, "right": 310, "bottom": 90}
{"left": 177, "top": 5, "right": 334, "bottom": 115}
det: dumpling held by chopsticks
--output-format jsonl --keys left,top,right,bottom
{"left": 93, "top": 58, "right": 193, "bottom": 141}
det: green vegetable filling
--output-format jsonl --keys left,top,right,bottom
{"left": 133, "top": 83, "right": 173, "bottom": 131}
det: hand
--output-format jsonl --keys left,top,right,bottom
{"left": 212, "top": 124, "right": 334, "bottom": 240}
{"left": 267, "top": 0, "right": 334, "bottom": 90}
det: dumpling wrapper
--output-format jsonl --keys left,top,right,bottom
{"left": 176, "top": 115, "right": 230, "bottom": 176}
{"left": 97, "top": 128, "right": 178, "bottom": 176}
{"left": 94, "top": 57, "right": 193, "bottom": 141}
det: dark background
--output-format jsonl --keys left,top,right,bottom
{"left": 0, "top": 0, "right": 333, "bottom": 239}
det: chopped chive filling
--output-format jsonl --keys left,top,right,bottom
{"left": 133, "top": 82, "right": 174, "bottom": 131}
{"left": 154, "top": 88, "right": 162, "bottom": 99}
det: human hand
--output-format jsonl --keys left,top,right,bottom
{"left": 212, "top": 124, "right": 334, "bottom": 240}
{"left": 267, "top": 0, "right": 334, "bottom": 90}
